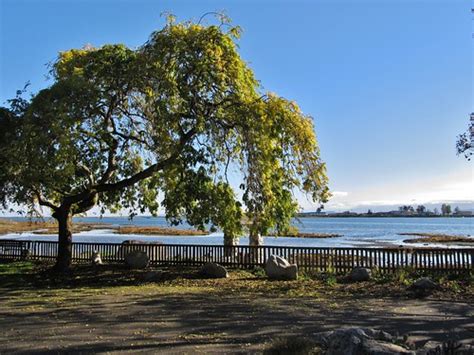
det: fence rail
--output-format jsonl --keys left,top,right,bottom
{"left": 0, "top": 240, "right": 473, "bottom": 273}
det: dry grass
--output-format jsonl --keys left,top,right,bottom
{"left": 0, "top": 219, "right": 56, "bottom": 235}
{"left": 399, "top": 233, "right": 474, "bottom": 244}
{"left": 0, "top": 218, "right": 208, "bottom": 237}
{"left": 115, "top": 226, "right": 209, "bottom": 236}
{"left": 0, "top": 218, "right": 112, "bottom": 235}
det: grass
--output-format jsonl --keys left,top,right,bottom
{"left": 0, "top": 260, "right": 35, "bottom": 274}
{"left": 399, "top": 233, "right": 473, "bottom": 244}
{"left": 0, "top": 261, "right": 471, "bottom": 303}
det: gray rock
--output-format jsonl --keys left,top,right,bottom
{"left": 349, "top": 267, "right": 372, "bottom": 282}
{"left": 326, "top": 328, "right": 366, "bottom": 355}
{"left": 116, "top": 240, "right": 164, "bottom": 261}
{"left": 412, "top": 277, "right": 438, "bottom": 290}
{"left": 317, "top": 328, "right": 413, "bottom": 355}
{"left": 90, "top": 251, "right": 103, "bottom": 265}
{"left": 363, "top": 328, "right": 394, "bottom": 343}
{"left": 409, "top": 277, "right": 440, "bottom": 297}
{"left": 362, "top": 338, "right": 413, "bottom": 354}
{"left": 125, "top": 250, "right": 149, "bottom": 269}
{"left": 200, "top": 262, "right": 228, "bottom": 278}
{"left": 265, "top": 255, "right": 298, "bottom": 280}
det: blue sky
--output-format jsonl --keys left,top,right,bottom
{"left": 1, "top": 0, "right": 472, "bottom": 212}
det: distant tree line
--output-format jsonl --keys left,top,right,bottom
{"left": 391, "top": 204, "right": 468, "bottom": 217}
{"left": 301, "top": 204, "right": 472, "bottom": 217}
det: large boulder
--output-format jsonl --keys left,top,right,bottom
{"left": 349, "top": 267, "right": 371, "bottom": 282}
{"left": 408, "top": 277, "right": 440, "bottom": 297}
{"left": 412, "top": 277, "right": 438, "bottom": 290}
{"left": 200, "top": 262, "right": 229, "bottom": 278}
{"left": 116, "top": 240, "right": 164, "bottom": 261}
{"left": 265, "top": 255, "right": 298, "bottom": 280}
{"left": 125, "top": 250, "right": 149, "bottom": 269}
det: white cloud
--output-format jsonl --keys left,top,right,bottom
{"left": 331, "top": 191, "right": 349, "bottom": 197}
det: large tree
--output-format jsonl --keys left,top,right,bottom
{"left": 456, "top": 113, "right": 473, "bottom": 160}
{"left": 0, "top": 16, "right": 329, "bottom": 271}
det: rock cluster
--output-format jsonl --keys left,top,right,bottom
{"left": 269, "top": 327, "right": 473, "bottom": 354}
{"left": 313, "top": 328, "right": 412, "bottom": 354}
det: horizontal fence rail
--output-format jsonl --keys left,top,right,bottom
{"left": 0, "top": 240, "right": 473, "bottom": 273}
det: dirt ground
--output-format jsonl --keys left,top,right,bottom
{"left": 0, "top": 264, "right": 472, "bottom": 354}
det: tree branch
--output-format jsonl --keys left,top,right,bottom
{"left": 96, "top": 127, "right": 196, "bottom": 193}
{"left": 63, "top": 127, "right": 197, "bottom": 205}
{"left": 33, "top": 189, "right": 59, "bottom": 211}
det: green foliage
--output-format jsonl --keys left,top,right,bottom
{"left": 456, "top": 113, "right": 473, "bottom": 160}
{"left": 0, "top": 15, "right": 329, "bottom": 243}
{"left": 324, "top": 274, "right": 338, "bottom": 287}
{"left": 441, "top": 203, "right": 452, "bottom": 216}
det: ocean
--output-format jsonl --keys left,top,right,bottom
{"left": 1, "top": 216, "right": 472, "bottom": 249}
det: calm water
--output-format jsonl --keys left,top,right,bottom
{"left": 1, "top": 216, "right": 473, "bottom": 248}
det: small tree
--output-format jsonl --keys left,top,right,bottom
{"left": 441, "top": 204, "right": 452, "bottom": 216}
{"left": 0, "top": 16, "right": 329, "bottom": 271}
{"left": 416, "top": 205, "right": 426, "bottom": 215}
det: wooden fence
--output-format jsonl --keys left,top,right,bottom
{"left": 0, "top": 239, "right": 473, "bottom": 273}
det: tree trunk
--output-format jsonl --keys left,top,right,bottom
{"left": 223, "top": 233, "right": 238, "bottom": 257}
{"left": 53, "top": 207, "right": 73, "bottom": 272}
{"left": 249, "top": 230, "right": 264, "bottom": 264}
{"left": 249, "top": 231, "right": 263, "bottom": 246}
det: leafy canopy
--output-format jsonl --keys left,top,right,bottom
{"left": 0, "top": 16, "right": 329, "bottom": 236}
